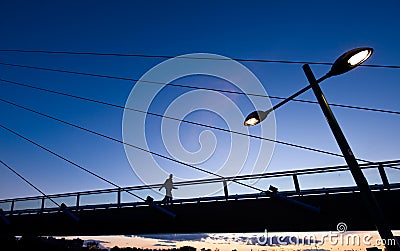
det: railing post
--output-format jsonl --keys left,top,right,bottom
{"left": 10, "top": 199, "right": 15, "bottom": 215}
{"left": 223, "top": 179, "right": 229, "bottom": 200}
{"left": 41, "top": 197, "right": 45, "bottom": 212}
{"left": 293, "top": 174, "right": 301, "bottom": 195}
{"left": 117, "top": 188, "right": 121, "bottom": 208}
{"left": 378, "top": 164, "right": 390, "bottom": 190}
{"left": 76, "top": 194, "right": 80, "bottom": 211}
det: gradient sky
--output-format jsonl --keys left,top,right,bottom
{"left": 0, "top": 0, "right": 399, "bottom": 224}
{"left": 0, "top": 1, "right": 400, "bottom": 198}
{"left": 1, "top": 1, "right": 400, "bottom": 250}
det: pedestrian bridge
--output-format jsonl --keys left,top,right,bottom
{"left": 1, "top": 160, "right": 399, "bottom": 236}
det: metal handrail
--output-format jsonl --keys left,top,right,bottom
{"left": 4, "top": 183, "right": 399, "bottom": 216}
{"left": 1, "top": 159, "right": 398, "bottom": 213}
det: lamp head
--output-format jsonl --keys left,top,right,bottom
{"left": 328, "top": 47, "right": 373, "bottom": 76}
{"left": 244, "top": 110, "right": 271, "bottom": 126}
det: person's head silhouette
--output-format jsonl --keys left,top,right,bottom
{"left": 169, "top": 174, "right": 173, "bottom": 179}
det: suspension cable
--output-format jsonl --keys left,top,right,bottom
{"left": 0, "top": 159, "right": 61, "bottom": 207}
{"left": 0, "top": 49, "right": 400, "bottom": 69}
{"left": 0, "top": 81, "right": 371, "bottom": 162}
{"left": 0, "top": 63, "right": 399, "bottom": 116}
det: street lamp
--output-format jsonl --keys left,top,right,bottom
{"left": 244, "top": 47, "right": 400, "bottom": 251}
{"left": 244, "top": 47, "right": 373, "bottom": 126}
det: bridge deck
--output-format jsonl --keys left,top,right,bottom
{"left": 1, "top": 184, "right": 399, "bottom": 236}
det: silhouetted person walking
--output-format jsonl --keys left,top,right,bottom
{"left": 159, "top": 174, "right": 177, "bottom": 205}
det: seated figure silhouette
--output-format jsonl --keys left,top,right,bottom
{"left": 159, "top": 174, "right": 177, "bottom": 205}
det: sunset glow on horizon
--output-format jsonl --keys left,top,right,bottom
{"left": 60, "top": 230, "right": 400, "bottom": 251}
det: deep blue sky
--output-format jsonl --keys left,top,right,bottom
{"left": 0, "top": 0, "right": 399, "bottom": 201}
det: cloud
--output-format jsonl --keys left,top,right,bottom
{"left": 136, "top": 233, "right": 209, "bottom": 242}
{"left": 154, "top": 243, "right": 177, "bottom": 247}
{"left": 205, "top": 234, "right": 250, "bottom": 244}
{"left": 136, "top": 233, "right": 324, "bottom": 248}
{"left": 83, "top": 239, "right": 110, "bottom": 244}
{"left": 83, "top": 239, "right": 110, "bottom": 250}
{"left": 159, "top": 240, "right": 176, "bottom": 244}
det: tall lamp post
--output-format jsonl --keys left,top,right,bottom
{"left": 244, "top": 47, "right": 399, "bottom": 251}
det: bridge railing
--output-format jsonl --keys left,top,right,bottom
{"left": 1, "top": 160, "right": 399, "bottom": 215}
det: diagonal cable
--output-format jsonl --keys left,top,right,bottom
{"left": 0, "top": 80, "right": 370, "bottom": 161}
{"left": 0, "top": 124, "right": 144, "bottom": 200}
{"left": 0, "top": 101, "right": 266, "bottom": 193}
{"left": 0, "top": 96, "right": 373, "bottom": 195}
{"left": 0, "top": 123, "right": 323, "bottom": 212}
{"left": 0, "top": 63, "right": 399, "bottom": 116}
{"left": 0, "top": 159, "right": 61, "bottom": 208}
{"left": 1, "top": 49, "right": 400, "bottom": 69}
{"left": 0, "top": 124, "right": 176, "bottom": 217}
